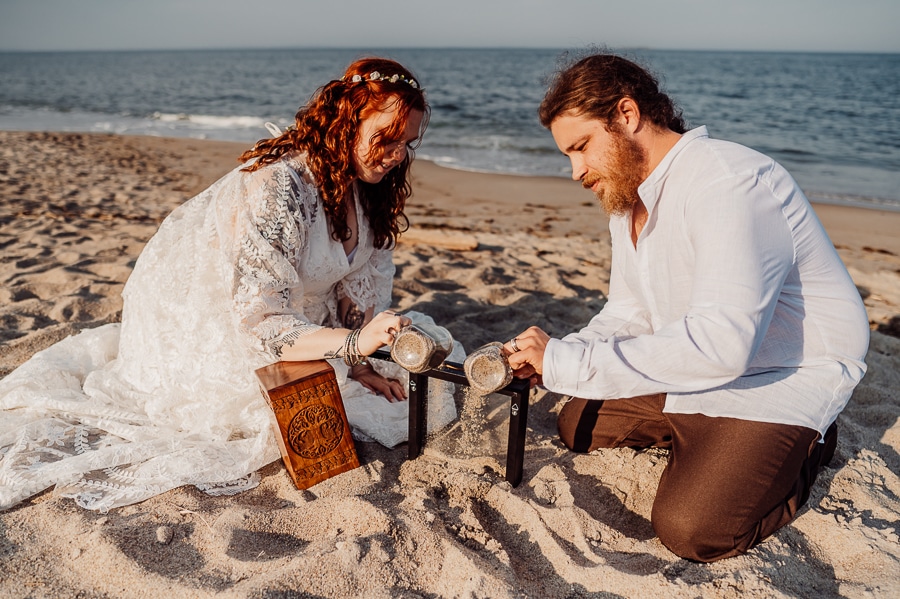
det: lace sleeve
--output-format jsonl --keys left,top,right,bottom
{"left": 336, "top": 246, "right": 395, "bottom": 315}
{"left": 226, "top": 161, "right": 323, "bottom": 358}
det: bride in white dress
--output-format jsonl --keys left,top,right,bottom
{"left": 0, "top": 57, "right": 461, "bottom": 512}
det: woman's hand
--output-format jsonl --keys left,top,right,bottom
{"left": 357, "top": 310, "right": 411, "bottom": 355}
{"left": 350, "top": 363, "right": 407, "bottom": 402}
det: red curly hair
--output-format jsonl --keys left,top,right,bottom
{"left": 239, "top": 57, "right": 429, "bottom": 249}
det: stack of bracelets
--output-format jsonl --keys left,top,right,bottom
{"left": 342, "top": 329, "right": 366, "bottom": 366}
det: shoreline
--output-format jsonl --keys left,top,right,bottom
{"left": 2, "top": 124, "right": 899, "bottom": 213}
{"left": 1, "top": 131, "right": 899, "bottom": 598}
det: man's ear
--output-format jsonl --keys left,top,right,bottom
{"left": 616, "top": 97, "right": 641, "bottom": 133}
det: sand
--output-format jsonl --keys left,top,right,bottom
{"left": 1, "top": 131, "right": 899, "bottom": 598}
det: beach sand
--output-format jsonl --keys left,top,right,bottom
{"left": 1, "top": 131, "right": 899, "bottom": 598}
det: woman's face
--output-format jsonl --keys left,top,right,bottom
{"left": 353, "top": 98, "right": 424, "bottom": 185}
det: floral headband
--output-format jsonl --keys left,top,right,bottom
{"left": 344, "top": 71, "right": 420, "bottom": 90}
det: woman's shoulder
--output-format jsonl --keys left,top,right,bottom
{"left": 239, "top": 152, "right": 307, "bottom": 179}
{"left": 237, "top": 153, "right": 317, "bottom": 198}
{"left": 243, "top": 153, "right": 321, "bottom": 227}
{"left": 281, "top": 152, "right": 317, "bottom": 187}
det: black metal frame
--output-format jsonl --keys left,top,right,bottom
{"left": 372, "top": 349, "right": 531, "bottom": 487}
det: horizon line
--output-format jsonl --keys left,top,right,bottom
{"left": 1, "top": 45, "right": 898, "bottom": 56}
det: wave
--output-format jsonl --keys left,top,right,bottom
{"left": 151, "top": 112, "right": 268, "bottom": 130}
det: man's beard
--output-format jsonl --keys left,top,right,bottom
{"left": 582, "top": 128, "right": 647, "bottom": 217}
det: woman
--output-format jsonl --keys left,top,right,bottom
{"left": 0, "top": 57, "right": 461, "bottom": 512}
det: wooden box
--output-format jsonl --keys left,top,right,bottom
{"left": 255, "top": 360, "right": 360, "bottom": 490}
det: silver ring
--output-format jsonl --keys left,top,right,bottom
{"left": 510, "top": 337, "right": 520, "bottom": 352}
{"left": 388, "top": 327, "right": 398, "bottom": 338}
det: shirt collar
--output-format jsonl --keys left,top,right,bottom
{"left": 637, "top": 126, "right": 709, "bottom": 212}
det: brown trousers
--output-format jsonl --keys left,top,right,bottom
{"left": 557, "top": 394, "right": 836, "bottom": 562}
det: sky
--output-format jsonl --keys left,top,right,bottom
{"left": 0, "top": 0, "right": 898, "bottom": 54}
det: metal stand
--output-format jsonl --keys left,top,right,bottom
{"left": 372, "top": 349, "right": 531, "bottom": 487}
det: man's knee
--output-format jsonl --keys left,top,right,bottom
{"left": 653, "top": 490, "right": 781, "bottom": 563}
{"left": 651, "top": 494, "right": 749, "bottom": 563}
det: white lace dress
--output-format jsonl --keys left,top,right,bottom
{"left": 0, "top": 154, "right": 461, "bottom": 512}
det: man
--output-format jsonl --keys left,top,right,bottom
{"left": 505, "top": 52, "right": 869, "bottom": 562}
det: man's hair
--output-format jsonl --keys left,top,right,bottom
{"left": 539, "top": 51, "right": 686, "bottom": 134}
{"left": 240, "top": 57, "right": 428, "bottom": 249}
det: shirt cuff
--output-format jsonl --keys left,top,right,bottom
{"left": 543, "top": 337, "right": 587, "bottom": 394}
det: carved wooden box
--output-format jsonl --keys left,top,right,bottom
{"left": 255, "top": 360, "right": 360, "bottom": 490}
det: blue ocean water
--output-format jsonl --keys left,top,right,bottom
{"left": 1, "top": 48, "right": 897, "bottom": 211}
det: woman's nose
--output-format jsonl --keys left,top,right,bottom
{"left": 389, "top": 144, "right": 407, "bottom": 162}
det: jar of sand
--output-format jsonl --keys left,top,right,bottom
{"left": 463, "top": 342, "right": 513, "bottom": 396}
{"left": 390, "top": 323, "right": 454, "bottom": 373}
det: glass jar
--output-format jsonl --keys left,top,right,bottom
{"left": 390, "top": 323, "right": 454, "bottom": 373}
{"left": 463, "top": 342, "right": 513, "bottom": 396}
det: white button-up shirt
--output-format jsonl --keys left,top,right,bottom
{"left": 543, "top": 127, "right": 869, "bottom": 436}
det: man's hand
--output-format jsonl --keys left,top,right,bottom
{"left": 503, "top": 326, "right": 551, "bottom": 387}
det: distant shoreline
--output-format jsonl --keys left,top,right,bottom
{"left": 3, "top": 125, "right": 898, "bottom": 215}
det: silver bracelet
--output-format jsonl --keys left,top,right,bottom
{"left": 342, "top": 329, "right": 365, "bottom": 367}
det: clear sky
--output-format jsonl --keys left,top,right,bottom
{"left": 1, "top": 0, "right": 897, "bottom": 53}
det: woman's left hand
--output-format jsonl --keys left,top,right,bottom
{"left": 350, "top": 363, "right": 407, "bottom": 402}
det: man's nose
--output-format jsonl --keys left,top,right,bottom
{"left": 570, "top": 156, "right": 586, "bottom": 182}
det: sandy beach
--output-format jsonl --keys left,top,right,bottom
{"left": 1, "top": 130, "right": 899, "bottom": 598}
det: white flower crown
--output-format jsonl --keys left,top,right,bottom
{"left": 345, "top": 71, "right": 420, "bottom": 90}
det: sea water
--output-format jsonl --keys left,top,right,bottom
{"left": 1, "top": 48, "right": 897, "bottom": 210}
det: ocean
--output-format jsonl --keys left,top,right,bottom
{"left": 1, "top": 48, "right": 898, "bottom": 211}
